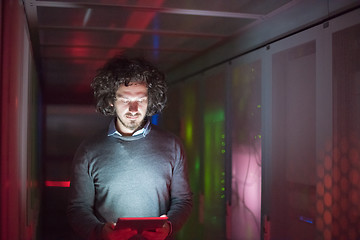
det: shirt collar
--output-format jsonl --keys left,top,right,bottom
{"left": 107, "top": 118, "right": 151, "bottom": 138}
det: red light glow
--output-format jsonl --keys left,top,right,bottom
{"left": 45, "top": 180, "right": 70, "bottom": 188}
{"left": 106, "top": 0, "right": 165, "bottom": 58}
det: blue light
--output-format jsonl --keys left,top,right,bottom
{"left": 151, "top": 114, "right": 159, "bottom": 125}
{"left": 299, "top": 216, "right": 314, "bottom": 224}
{"left": 152, "top": 16, "right": 160, "bottom": 59}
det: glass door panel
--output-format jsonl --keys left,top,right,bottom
{"left": 332, "top": 22, "right": 360, "bottom": 240}
{"left": 270, "top": 40, "right": 317, "bottom": 240}
{"left": 230, "top": 58, "right": 262, "bottom": 240}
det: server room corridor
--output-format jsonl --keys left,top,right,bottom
{"left": 1, "top": 1, "right": 360, "bottom": 240}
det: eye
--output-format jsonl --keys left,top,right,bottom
{"left": 119, "top": 98, "right": 130, "bottom": 104}
{"left": 137, "top": 97, "right": 147, "bottom": 103}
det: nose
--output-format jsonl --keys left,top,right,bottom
{"left": 128, "top": 101, "right": 138, "bottom": 113}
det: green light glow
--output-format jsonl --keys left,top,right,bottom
{"left": 194, "top": 156, "right": 200, "bottom": 170}
{"left": 203, "top": 108, "right": 225, "bottom": 213}
{"left": 185, "top": 118, "right": 193, "bottom": 146}
{"left": 183, "top": 85, "right": 196, "bottom": 147}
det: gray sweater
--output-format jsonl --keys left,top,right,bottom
{"left": 67, "top": 123, "right": 192, "bottom": 240}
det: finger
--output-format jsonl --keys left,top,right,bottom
{"left": 156, "top": 227, "right": 167, "bottom": 233}
{"left": 142, "top": 229, "right": 167, "bottom": 240}
{"left": 118, "top": 228, "right": 132, "bottom": 232}
{"left": 110, "top": 223, "right": 116, "bottom": 230}
{"left": 116, "top": 228, "right": 136, "bottom": 233}
{"left": 113, "top": 228, "right": 138, "bottom": 238}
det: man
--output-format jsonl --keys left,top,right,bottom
{"left": 67, "top": 57, "right": 192, "bottom": 240}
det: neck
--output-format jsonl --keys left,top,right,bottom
{"left": 116, "top": 119, "right": 147, "bottom": 136}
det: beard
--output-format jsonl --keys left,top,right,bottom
{"left": 117, "top": 113, "right": 146, "bottom": 132}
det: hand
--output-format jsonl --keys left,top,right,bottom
{"left": 141, "top": 221, "right": 171, "bottom": 240}
{"left": 102, "top": 222, "right": 138, "bottom": 240}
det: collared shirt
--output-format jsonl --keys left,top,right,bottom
{"left": 107, "top": 118, "right": 151, "bottom": 138}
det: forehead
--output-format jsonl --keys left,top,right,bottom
{"left": 116, "top": 82, "right": 148, "bottom": 96}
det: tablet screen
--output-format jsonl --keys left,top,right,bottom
{"left": 115, "top": 217, "right": 168, "bottom": 232}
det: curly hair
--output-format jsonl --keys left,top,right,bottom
{"left": 91, "top": 56, "right": 167, "bottom": 117}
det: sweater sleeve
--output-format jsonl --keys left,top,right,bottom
{"left": 166, "top": 139, "right": 193, "bottom": 237}
{"left": 66, "top": 143, "right": 104, "bottom": 240}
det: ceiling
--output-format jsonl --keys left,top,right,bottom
{"left": 23, "top": 0, "right": 293, "bottom": 105}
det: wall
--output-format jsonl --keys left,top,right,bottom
{"left": 0, "top": 1, "right": 41, "bottom": 240}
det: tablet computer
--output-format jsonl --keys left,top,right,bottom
{"left": 115, "top": 217, "right": 168, "bottom": 232}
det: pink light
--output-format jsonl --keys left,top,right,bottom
{"left": 107, "top": 0, "right": 165, "bottom": 58}
{"left": 45, "top": 180, "right": 70, "bottom": 188}
{"left": 231, "top": 144, "right": 262, "bottom": 239}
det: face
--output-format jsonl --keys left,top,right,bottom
{"left": 112, "top": 82, "right": 148, "bottom": 135}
